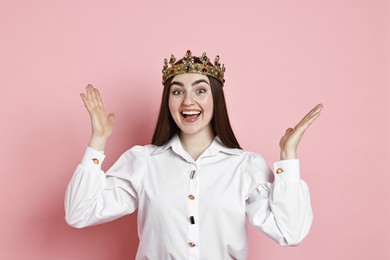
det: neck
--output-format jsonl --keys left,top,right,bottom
{"left": 179, "top": 128, "right": 214, "bottom": 161}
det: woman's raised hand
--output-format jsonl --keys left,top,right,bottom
{"left": 279, "top": 104, "right": 323, "bottom": 160}
{"left": 80, "top": 84, "right": 115, "bottom": 151}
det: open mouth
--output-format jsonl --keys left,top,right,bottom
{"left": 181, "top": 110, "right": 202, "bottom": 119}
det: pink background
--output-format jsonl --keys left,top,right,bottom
{"left": 1, "top": 0, "right": 389, "bottom": 259}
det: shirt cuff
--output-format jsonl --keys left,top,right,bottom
{"left": 273, "top": 159, "right": 300, "bottom": 181}
{"left": 80, "top": 146, "right": 106, "bottom": 169}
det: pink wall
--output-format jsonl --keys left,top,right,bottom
{"left": 1, "top": 0, "right": 389, "bottom": 259}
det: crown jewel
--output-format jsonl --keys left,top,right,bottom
{"left": 162, "top": 50, "right": 226, "bottom": 85}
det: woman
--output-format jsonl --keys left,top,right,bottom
{"left": 65, "top": 50, "right": 323, "bottom": 260}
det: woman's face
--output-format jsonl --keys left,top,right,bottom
{"left": 168, "top": 73, "right": 214, "bottom": 138}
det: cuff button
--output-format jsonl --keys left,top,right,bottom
{"left": 276, "top": 168, "right": 283, "bottom": 174}
{"left": 188, "top": 242, "right": 196, "bottom": 247}
{"left": 92, "top": 158, "right": 100, "bottom": 165}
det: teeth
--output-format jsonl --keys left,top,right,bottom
{"left": 182, "top": 111, "right": 201, "bottom": 115}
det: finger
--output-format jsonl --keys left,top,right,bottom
{"left": 295, "top": 104, "right": 323, "bottom": 127}
{"left": 304, "top": 111, "right": 321, "bottom": 126}
{"left": 82, "top": 84, "right": 101, "bottom": 114}
{"left": 90, "top": 85, "right": 101, "bottom": 108}
{"left": 80, "top": 92, "right": 94, "bottom": 111}
{"left": 314, "top": 103, "right": 323, "bottom": 110}
{"left": 94, "top": 88, "right": 105, "bottom": 111}
{"left": 86, "top": 84, "right": 96, "bottom": 108}
{"left": 80, "top": 92, "right": 88, "bottom": 106}
{"left": 283, "top": 127, "right": 293, "bottom": 136}
{"left": 296, "top": 109, "right": 321, "bottom": 133}
{"left": 86, "top": 84, "right": 94, "bottom": 95}
{"left": 303, "top": 104, "right": 323, "bottom": 123}
{"left": 304, "top": 105, "right": 322, "bottom": 121}
{"left": 300, "top": 104, "right": 323, "bottom": 122}
{"left": 107, "top": 113, "right": 115, "bottom": 125}
{"left": 310, "top": 103, "right": 323, "bottom": 112}
{"left": 280, "top": 127, "right": 293, "bottom": 142}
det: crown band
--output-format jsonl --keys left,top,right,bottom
{"left": 162, "top": 50, "right": 226, "bottom": 85}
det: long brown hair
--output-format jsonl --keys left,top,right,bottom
{"left": 151, "top": 75, "right": 241, "bottom": 149}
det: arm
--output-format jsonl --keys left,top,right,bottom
{"left": 65, "top": 85, "right": 137, "bottom": 228}
{"left": 65, "top": 147, "right": 139, "bottom": 228}
{"left": 246, "top": 104, "right": 323, "bottom": 245}
{"left": 245, "top": 155, "right": 311, "bottom": 246}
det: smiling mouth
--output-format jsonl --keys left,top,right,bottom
{"left": 181, "top": 111, "right": 202, "bottom": 119}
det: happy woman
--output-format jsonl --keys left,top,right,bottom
{"left": 65, "top": 50, "right": 323, "bottom": 260}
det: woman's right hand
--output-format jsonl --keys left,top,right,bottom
{"left": 80, "top": 84, "right": 115, "bottom": 151}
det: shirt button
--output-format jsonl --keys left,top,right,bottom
{"left": 188, "top": 242, "right": 196, "bottom": 248}
{"left": 188, "top": 194, "right": 195, "bottom": 200}
{"left": 92, "top": 158, "right": 100, "bottom": 165}
{"left": 276, "top": 168, "right": 283, "bottom": 174}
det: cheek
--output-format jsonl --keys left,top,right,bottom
{"left": 168, "top": 96, "right": 179, "bottom": 116}
{"left": 167, "top": 101, "right": 174, "bottom": 120}
{"left": 202, "top": 96, "right": 214, "bottom": 116}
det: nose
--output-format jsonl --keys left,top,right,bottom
{"left": 183, "top": 92, "right": 194, "bottom": 105}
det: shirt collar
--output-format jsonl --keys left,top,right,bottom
{"left": 151, "top": 134, "right": 242, "bottom": 158}
{"left": 151, "top": 135, "right": 179, "bottom": 155}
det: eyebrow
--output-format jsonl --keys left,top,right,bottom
{"left": 170, "top": 79, "right": 210, "bottom": 87}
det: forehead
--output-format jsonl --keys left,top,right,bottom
{"left": 171, "top": 73, "right": 210, "bottom": 84}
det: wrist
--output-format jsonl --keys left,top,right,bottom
{"left": 280, "top": 150, "right": 297, "bottom": 160}
{"left": 89, "top": 136, "right": 109, "bottom": 151}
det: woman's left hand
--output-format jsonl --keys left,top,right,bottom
{"left": 279, "top": 104, "right": 323, "bottom": 160}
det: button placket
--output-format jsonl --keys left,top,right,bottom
{"left": 188, "top": 165, "right": 200, "bottom": 259}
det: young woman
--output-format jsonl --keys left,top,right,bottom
{"left": 65, "top": 50, "right": 323, "bottom": 260}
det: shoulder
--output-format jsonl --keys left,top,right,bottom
{"left": 123, "top": 144, "right": 161, "bottom": 158}
{"left": 221, "top": 146, "right": 269, "bottom": 172}
{"left": 107, "top": 144, "right": 159, "bottom": 177}
{"left": 238, "top": 149, "right": 267, "bottom": 163}
{"left": 215, "top": 138, "right": 268, "bottom": 166}
{"left": 240, "top": 150, "right": 273, "bottom": 183}
{"left": 239, "top": 149, "right": 270, "bottom": 172}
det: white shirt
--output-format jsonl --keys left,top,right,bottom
{"left": 65, "top": 135, "right": 312, "bottom": 260}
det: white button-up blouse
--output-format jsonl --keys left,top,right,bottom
{"left": 65, "top": 135, "right": 313, "bottom": 260}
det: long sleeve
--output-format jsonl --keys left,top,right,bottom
{"left": 65, "top": 146, "right": 143, "bottom": 228}
{"left": 245, "top": 154, "right": 313, "bottom": 246}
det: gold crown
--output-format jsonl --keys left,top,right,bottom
{"left": 162, "top": 50, "right": 226, "bottom": 85}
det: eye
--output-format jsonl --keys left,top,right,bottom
{"left": 196, "top": 88, "right": 206, "bottom": 94}
{"left": 172, "top": 89, "right": 183, "bottom": 95}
